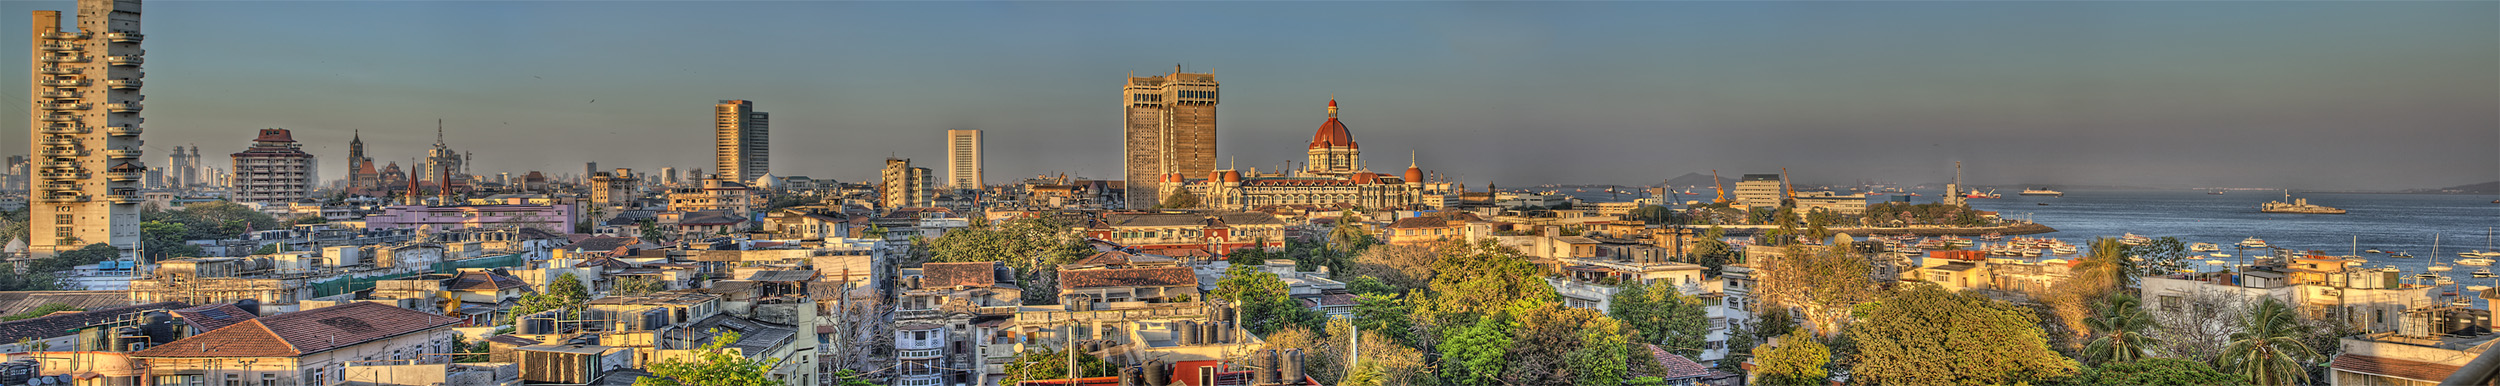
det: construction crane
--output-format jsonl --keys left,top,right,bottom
{"left": 1781, "top": 167, "right": 1796, "bottom": 201}
{"left": 1711, "top": 170, "right": 1732, "bottom": 205}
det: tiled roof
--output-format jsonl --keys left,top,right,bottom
{"left": 133, "top": 302, "right": 458, "bottom": 358}
{"left": 1059, "top": 267, "right": 1196, "bottom": 289}
{"left": 1388, "top": 216, "right": 1449, "bottom": 229}
{"left": 922, "top": 262, "right": 1001, "bottom": 288}
{"left": 2334, "top": 354, "right": 2463, "bottom": 382}
{"left": 447, "top": 271, "right": 531, "bottom": 291}
{"left": 679, "top": 210, "right": 747, "bottom": 226}
{"left": 0, "top": 301, "right": 185, "bottom": 342}
{"left": 567, "top": 236, "right": 641, "bottom": 253}
{"left": 744, "top": 270, "right": 818, "bottom": 282}
{"left": 0, "top": 291, "right": 135, "bottom": 315}
{"left": 1073, "top": 251, "right": 1140, "bottom": 266}
{"left": 170, "top": 303, "right": 256, "bottom": 333}
{"left": 1103, "top": 212, "right": 1283, "bottom": 228}
{"left": 1646, "top": 344, "right": 1718, "bottom": 380}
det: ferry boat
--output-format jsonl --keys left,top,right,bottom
{"left": 2120, "top": 233, "right": 2152, "bottom": 246}
{"left": 2238, "top": 237, "right": 2270, "bottom": 248}
{"left": 2191, "top": 243, "right": 2221, "bottom": 252}
{"left": 1963, "top": 189, "right": 2001, "bottom": 199}
{"left": 2019, "top": 187, "right": 2064, "bottom": 197}
{"left": 2259, "top": 190, "right": 2345, "bottom": 214}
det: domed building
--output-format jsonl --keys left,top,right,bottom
{"left": 1160, "top": 99, "right": 1460, "bottom": 211}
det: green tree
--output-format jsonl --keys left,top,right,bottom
{"left": 638, "top": 219, "right": 667, "bottom": 242}
{"left": 1626, "top": 205, "right": 1684, "bottom": 225}
{"left": 1436, "top": 310, "right": 1515, "bottom": 386}
{"left": 139, "top": 221, "right": 206, "bottom": 262}
{"left": 2220, "top": 298, "right": 2317, "bottom": 386}
{"left": 2130, "top": 237, "right": 2193, "bottom": 277}
{"left": 1213, "top": 263, "right": 1321, "bottom": 335}
{"left": 2083, "top": 293, "right": 2156, "bottom": 365}
{"left": 546, "top": 273, "right": 592, "bottom": 303}
{"left": 1611, "top": 280, "right": 1709, "bottom": 358}
{"left": 1417, "top": 239, "right": 1555, "bottom": 335}
{"left": 1350, "top": 293, "right": 1417, "bottom": 347}
{"left": 613, "top": 276, "right": 667, "bottom": 297}
{"left": 635, "top": 329, "right": 784, "bottom": 386}
{"left": 1157, "top": 189, "right": 1201, "bottom": 209}
{"left": 499, "top": 293, "right": 580, "bottom": 325}
{"left": 2061, "top": 358, "right": 2246, "bottom": 386}
{"left": 1752, "top": 335, "right": 1831, "bottom": 386}
{"left": 827, "top": 369, "right": 875, "bottom": 386}
{"left": 1348, "top": 244, "right": 1436, "bottom": 294}
{"left": 0, "top": 263, "right": 61, "bottom": 291}
{"left": 997, "top": 348, "right": 1112, "bottom": 386}
{"left": 1327, "top": 211, "right": 1378, "bottom": 256}
{"left": 1262, "top": 323, "right": 1350, "bottom": 385}
{"left": 1847, "top": 283, "right": 2076, "bottom": 385}
{"left": 252, "top": 243, "right": 279, "bottom": 255}
{"left": 36, "top": 243, "right": 122, "bottom": 274}
{"left": 1756, "top": 244, "right": 1876, "bottom": 337}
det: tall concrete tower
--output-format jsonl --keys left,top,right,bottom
{"left": 1121, "top": 67, "right": 1219, "bottom": 209}
{"left": 945, "top": 129, "right": 983, "bottom": 189}
{"left": 28, "top": 0, "right": 145, "bottom": 259}
{"left": 714, "top": 100, "right": 769, "bottom": 183}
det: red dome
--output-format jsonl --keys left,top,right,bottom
{"left": 1404, "top": 165, "right": 1423, "bottom": 182}
{"left": 1223, "top": 170, "right": 1242, "bottom": 183}
{"left": 1309, "top": 100, "right": 1356, "bottom": 149}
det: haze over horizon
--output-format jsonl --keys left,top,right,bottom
{"left": 5, "top": 1, "right": 2492, "bottom": 191}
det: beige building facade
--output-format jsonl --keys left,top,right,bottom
{"left": 27, "top": 0, "right": 146, "bottom": 259}
{"left": 944, "top": 129, "right": 982, "bottom": 189}
{"left": 1121, "top": 69, "right": 1219, "bottom": 209}
{"left": 715, "top": 100, "right": 770, "bottom": 183}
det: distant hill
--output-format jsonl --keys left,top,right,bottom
{"left": 2411, "top": 181, "right": 2499, "bottom": 194}
{"left": 1662, "top": 172, "right": 1737, "bottom": 189}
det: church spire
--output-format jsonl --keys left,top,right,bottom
{"left": 435, "top": 119, "right": 445, "bottom": 147}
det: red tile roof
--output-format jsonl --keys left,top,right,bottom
{"left": 446, "top": 271, "right": 531, "bottom": 291}
{"left": 2333, "top": 354, "right": 2463, "bottom": 382}
{"left": 922, "top": 262, "right": 1001, "bottom": 288}
{"left": 1059, "top": 267, "right": 1196, "bottom": 289}
{"left": 133, "top": 302, "right": 458, "bottom": 358}
{"left": 170, "top": 303, "right": 256, "bottom": 333}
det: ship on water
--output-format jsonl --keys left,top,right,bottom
{"left": 2019, "top": 187, "right": 2063, "bottom": 196}
{"left": 2260, "top": 190, "right": 2346, "bottom": 214}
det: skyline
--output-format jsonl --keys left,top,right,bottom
{"left": 5, "top": 1, "right": 2493, "bottom": 190}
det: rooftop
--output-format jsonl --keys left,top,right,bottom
{"left": 132, "top": 302, "right": 459, "bottom": 358}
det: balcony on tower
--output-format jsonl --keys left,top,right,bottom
{"left": 105, "top": 103, "right": 142, "bottom": 113}
{"left": 41, "top": 137, "right": 79, "bottom": 147}
{"left": 39, "top": 90, "right": 78, "bottom": 98}
{"left": 39, "top": 103, "right": 92, "bottom": 111}
{"left": 105, "top": 189, "right": 141, "bottom": 204}
{"left": 105, "top": 125, "right": 141, "bottom": 136}
{"left": 39, "top": 79, "right": 90, "bottom": 87}
{"left": 40, "top": 55, "right": 87, "bottom": 63}
{"left": 40, "top": 124, "right": 88, "bottom": 135}
{"left": 40, "top": 193, "right": 91, "bottom": 204}
{"left": 104, "top": 79, "right": 141, "bottom": 89}
{"left": 39, "top": 42, "right": 78, "bottom": 51}
{"left": 105, "top": 170, "right": 142, "bottom": 182}
{"left": 39, "top": 169, "right": 90, "bottom": 181}
{"left": 40, "top": 115, "right": 77, "bottom": 123}
{"left": 105, "top": 56, "right": 141, "bottom": 66}
{"left": 41, "top": 32, "right": 88, "bottom": 40}
{"left": 105, "top": 32, "right": 142, "bottom": 43}
{"left": 38, "top": 147, "right": 86, "bottom": 157}
{"left": 105, "top": 149, "right": 141, "bottom": 159}
{"left": 38, "top": 67, "right": 78, "bottom": 75}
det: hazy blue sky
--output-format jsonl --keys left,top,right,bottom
{"left": 6, "top": 1, "right": 2493, "bottom": 190}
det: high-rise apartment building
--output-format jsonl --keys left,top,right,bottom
{"left": 28, "top": 0, "right": 145, "bottom": 259}
{"left": 230, "top": 128, "right": 315, "bottom": 207}
{"left": 589, "top": 168, "right": 637, "bottom": 207}
{"left": 880, "top": 158, "right": 932, "bottom": 209}
{"left": 1734, "top": 174, "right": 1785, "bottom": 209}
{"left": 659, "top": 167, "right": 678, "bottom": 187}
{"left": 944, "top": 129, "right": 983, "bottom": 189}
{"left": 715, "top": 100, "right": 770, "bottom": 183}
{"left": 1121, "top": 68, "right": 1219, "bottom": 209}
{"left": 163, "top": 145, "right": 189, "bottom": 188}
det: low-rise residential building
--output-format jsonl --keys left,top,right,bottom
{"left": 361, "top": 204, "right": 575, "bottom": 234}
{"left": 1082, "top": 212, "right": 1287, "bottom": 259}
{"left": 131, "top": 301, "right": 462, "bottom": 386}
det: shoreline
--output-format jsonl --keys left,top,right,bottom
{"left": 1711, "top": 222, "right": 2059, "bottom": 237}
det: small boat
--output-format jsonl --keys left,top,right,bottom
{"left": 2461, "top": 258, "right": 2494, "bottom": 267}
{"left": 2472, "top": 268, "right": 2495, "bottom": 278}
{"left": 2430, "top": 265, "right": 2454, "bottom": 272}
{"left": 2419, "top": 273, "right": 2443, "bottom": 280}
{"left": 2205, "top": 259, "right": 2226, "bottom": 265}
{"left": 2238, "top": 237, "right": 2270, "bottom": 248}
{"left": 2191, "top": 243, "right": 2221, "bottom": 252}
{"left": 2210, "top": 252, "right": 2233, "bottom": 258}
{"left": 2019, "top": 187, "right": 2064, "bottom": 196}
{"left": 2120, "top": 233, "right": 2152, "bottom": 246}
{"left": 2037, "top": 202, "right": 2049, "bottom": 206}
{"left": 2366, "top": 249, "right": 2385, "bottom": 254}
{"left": 2439, "top": 277, "right": 2456, "bottom": 285}
{"left": 2472, "top": 285, "right": 2493, "bottom": 292}
{"left": 2209, "top": 190, "right": 2225, "bottom": 195}
{"left": 2392, "top": 251, "right": 2416, "bottom": 258}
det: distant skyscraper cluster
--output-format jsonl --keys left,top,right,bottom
{"left": 1122, "top": 68, "right": 1220, "bottom": 209}
{"left": 26, "top": 0, "right": 145, "bottom": 259}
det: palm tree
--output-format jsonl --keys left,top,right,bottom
{"left": 2083, "top": 293, "right": 2156, "bottom": 364}
{"left": 2221, "top": 297, "right": 2317, "bottom": 385}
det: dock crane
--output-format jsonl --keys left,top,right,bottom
{"left": 1711, "top": 170, "right": 1732, "bottom": 205}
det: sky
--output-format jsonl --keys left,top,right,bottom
{"left": 4, "top": 1, "right": 2494, "bottom": 191}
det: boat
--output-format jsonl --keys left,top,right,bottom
{"left": 2019, "top": 187, "right": 2064, "bottom": 197}
{"left": 2473, "top": 268, "right": 2495, "bottom": 278}
{"left": 2259, "top": 189, "right": 2345, "bottom": 214}
{"left": 2209, "top": 190, "right": 2225, "bottom": 195}
{"left": 2474, "top": 285, "right": 2495, "bottom": 292}
{"left": 2367, "top": 249, "right": 2385, "bottom": 254}
{"left": 2238, "top": 237, "right": 2270, "bottom": 248}
{"left": 2120, "top": 233, "right": 2152, "bottom": 246}
{"left": 2393, "top": 251, "right": 2415, "bottom": 258}
{"left": 2205, "top": 259, "right": 2226, "bottom": 265}
{"left": 2191, "top": 243, "right": 2221, "bottom": 252}
{"left": 2431, "top": 264, "right": 2454, "bottom": 272}
{"left": 1964, "top": 189, "right": 2001, "bottom": 199}
{"left": 2439, "top": 277, "right": 2456, "bottom": 285}
{"left": 2210, "top": 252, "right": 2233, "bottom": 258}
{"left": 2461, "top": 258, "right": 2494, "bottom": 267}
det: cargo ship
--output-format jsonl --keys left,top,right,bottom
{"left": 2260, "top": 190, "right": 2346, "bottom": 214}
{"left": 2019, "top": 187, "right": 2063, "bottom": 196}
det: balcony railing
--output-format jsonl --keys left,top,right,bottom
{"left": 104, "top": 79, "right": 140, "bottom": 89}
{"left": 41, "top": 194, "right": 90, "bottom": 204}
{"left": 39, "top": 90, "right": 78, "bottom": 98}
{"left": 40, "top": 79, "right": 89, "bottom": 87}
{"left": 106, "top": 125, "right": 140, "bottom": 136}
{"left": 41, "top": 137, "right": 78, "bottom": 146}
{"left": 106, "top": 103, "right": 141, "bottom": 112}
{"left": 40, "top": 115, "right": 76, "bottom": 122}
{"left": 40, "top": 171, "right": 89, "bottom": 180}
{"left": 105, "top": 32, "right": 142, "bottom": 42}
{"left": 39, "top": 43, "right": 78, "bottom": 51}
{"left": 106, "top": 56, "right": 141, "bottom": 66}
{"left": 105, "top": 171, "right": 141, "bottom": 181}
{"left": 105, "top": 149, "right": 140, "bottom": 159}
{"left": 41, "top": 125, "right": 87, "bottom": 135}
{"left": 39, "top": 67, "right": 78, "bottom": 75}
{"left": 106, "top": 190, "right": 141, "bottom": 204}
{"left": 39, "top": 103, "right": 91, "bottom": 111}
{"left": 41, "top": 56, "right": 87, "bottom": 63}
{"left": 39, "top": 148, "right": 86, "bottom": 157}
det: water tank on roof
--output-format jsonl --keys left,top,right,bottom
{"left": 1142, "top": 360, "right": 1168, "bottom": 386}
{"left": 1282, "top": 348, "right": 1306, "bottom": 384}
{"left": 1252, "top": 349, "right": 1278, "bottom": 385}
{"left": 111, "top": 326, "right": 146, "bottom": 352}
{"left": 1119, "top": 365, "right": 1142, "bottom": 386}
{"left": 235, "top": 299, "right": 261, "bottom": 316}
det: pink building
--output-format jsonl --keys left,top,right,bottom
{"left": 362, "top": 204, "right": 574, "bottom": 233}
